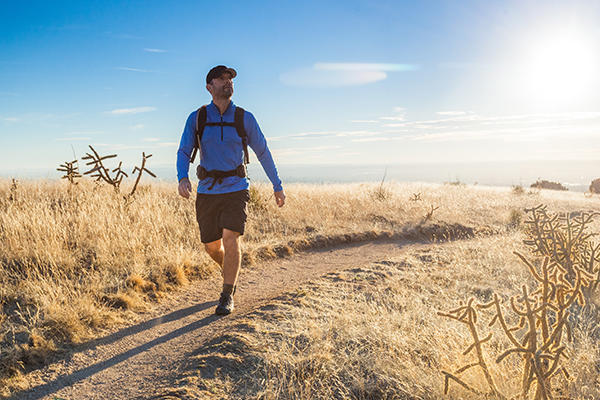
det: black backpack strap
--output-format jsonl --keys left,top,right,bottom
{"left": 190, "top": 105, "right": 249, "bottom": 165}
{"left": 234, "top": 106, "right": 249, "bottom": 164}
{"left": 190, "top": 105, "right": 207, "bottom": 163}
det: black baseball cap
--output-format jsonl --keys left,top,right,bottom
{"left": 206, "top": 65, "right": 237, "bottom": 84}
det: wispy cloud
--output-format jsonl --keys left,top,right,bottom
{"left": 132, "top": 124, "right": 145, "bottom": 130}
{"left": 351, "top": 120, "right": 379, "bottom": 123}
{"left": 270, "top": 131, "right": 380, "bottom": 141}
{"left": 265, "top": 110, "right": 600, "bottom": 162}
{"left": 381, "top": 116, "right": 406, "bottom": 121}
{"left": 92, "top": 142, "right": 177, "bottom": 150}
{"left": 144, "top": 48, "right": 167, "bottom": 53}
{"left": 2, "top": 113, "right": 80, "bottom": 123}
{"left": 114, "top": 67, "right": 166, "bottom": 73}
{"left": 143, "top": 138, "right": 160, "bottom": 141}
{"left": 380, "top": 107, "right": 407, "bottom": 122}
{"left": 437, "top": 111, "right": 467, "bottom": 116}
{"left": 272, "top": 145, "right": 342, "bottom": 157}
{"left": 281, "top": 68, "right": 385, "bottom": 87}
{"left": 282, "top": 145, "right": 341, "bottom": 151}
{"left": 64, "top": 131, "right": 103, "bottom": 136}
{"left": 109, "top": 107, "right": 157, "bottom": 115}
{"left": 389, "top": 119, "right": 600, "bottom": 143}
{"left": 105, "top": 32, "right": 143, "bottom": 40}
{"left": 382, "top": 111, "right": 600, "bottom": 129}
{"left": 55, "top": 131, "right": 102, "bottom": 142}
{"left": 351, "top": 137, "right": 389, "bottom": 142}
{"left": 118, "top": 34, "right": 141, "bottom": 39}
{"left": 315, "top": 63, "right": 419, "bottom": 72}
{"left": 280, "top": 62, "right": 418, "bottom": 87}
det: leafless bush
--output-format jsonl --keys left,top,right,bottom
{"left": 589, "top": 178, "right": 600, "bottom": 194}
{"left": 409, "top": 192, "right": 422, "bottom": 202}
{"left": 82, "top": 145, "right": 127, "bottom": 192}
{"left": 439, "top": 205, "right": 599, "bottom": 399}
{"left": 8, "top": 179, "right": 18, "bottom": 202}
{"left": 65, "top": 145, "right": 155, "bottom": 203}
{"left": 530, "top": 179, "right": 568, "bottom": 191}
{"left": 126, "top": 152, "right": 156, "bottom": 202}
{"left": 56, "top": 160, "right": 81, "bottom": 185}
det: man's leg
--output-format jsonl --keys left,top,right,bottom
{"left": 208, "top": 229, "right": 241, "bottom": 315}
{"left": 204, "top": 240, "right": 224, "bottom": 268}
{"left": 203, "top": 229, "right": 240, "bottom": 282}
{"left": 221, "top": 228, "right": 241, "bottom": 286}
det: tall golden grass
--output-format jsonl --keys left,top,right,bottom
{"left": 1, "top": 178, "right": 599, "bottom": 397}
{"left": 160, "top": 234, "right": 600, "bottom": 399}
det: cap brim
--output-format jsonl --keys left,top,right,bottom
{"left": 223, "top": 67, "right": 237, "bottom": 79}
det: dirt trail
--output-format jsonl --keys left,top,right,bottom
{"left": 15, "top": 238, "right": 425, "bottom": 400}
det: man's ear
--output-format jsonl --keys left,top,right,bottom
{"left": 206, "top": 83, "right": 212, "bottom": 93}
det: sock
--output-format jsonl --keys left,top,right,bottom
{"left": 223, "top": 283, "right": 235, "bottom": 295}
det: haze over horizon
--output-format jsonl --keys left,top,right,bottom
{"left": 2, "top": 1, "right": 600, "bottom": 183}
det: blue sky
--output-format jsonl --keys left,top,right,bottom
{"left": 1, "top": 0, "right": 600, "bottom": 181}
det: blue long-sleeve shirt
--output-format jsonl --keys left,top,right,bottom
{"left": 176, "top": 101, "right": 283, "bottom": 194}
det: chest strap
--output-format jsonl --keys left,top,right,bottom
{"left": 190, "top": 106, "right": 249, "bottom": 165}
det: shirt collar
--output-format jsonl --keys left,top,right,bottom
{"left": 208, "top": 100, "right": 235, "bottom": 116}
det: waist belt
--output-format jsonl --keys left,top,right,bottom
{"left": 196, "top": 165, "right": 246, "bottom": 190}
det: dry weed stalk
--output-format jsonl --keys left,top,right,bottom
{"left": 82, "top": 145, "right": 128, "bottom": 192}
{"left": 423, "top": 204, "right": 439, "bottom": 221}
{"left": 438, "top": 298, "right": 505, "bottom": 399}
{"left": 522, "top": 204, "right": 599, "bottom": 287}
{"left": 56, "top": 160, "right": 82, "bottom": 185}
{"left": 126, "top": 152, "right": 156, "bottom": 202}
{"left": 373, "top": 170, "right": 391, "bottom": 201}
{"left": 8, "top": 179, "right": 18, "bottom": 201}
{"left": 409, "top": 193, "right": 422, "bottom": 202}
{"left": 439, "top": 205, "right": 598, "bottom": 399}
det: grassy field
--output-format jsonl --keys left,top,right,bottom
{"left": 1, "top": 178, "right": 600, "bottom": 398}
{"left": 158, "top": 234, "right": 600, "bottom": 399}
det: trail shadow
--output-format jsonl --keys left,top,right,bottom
{"left": 90, "top": 301, "right": 217, "bottom": 350}
{"left": 18, "top": 301, "right": 218, "bottom": 400}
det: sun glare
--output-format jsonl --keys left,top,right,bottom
{"left": 522, "top": 31, "right": 597, "bottom": 106}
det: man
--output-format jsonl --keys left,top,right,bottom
{"left": 177, "top": 65, "right": 285, "bottom": 315}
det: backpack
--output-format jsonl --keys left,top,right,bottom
{"left": 189, "top": 105, "right": 249, "bottom": 165}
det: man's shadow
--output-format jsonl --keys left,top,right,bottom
{"left": 17, "top": 300, "right": 219, "bottom": 400}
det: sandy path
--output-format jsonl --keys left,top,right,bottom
{"left": 15, "top": 238, "right": 424, "bottom": 400}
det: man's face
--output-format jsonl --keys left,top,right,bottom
{"left": 207, "top": 72, "right": 234, "bottom": 99}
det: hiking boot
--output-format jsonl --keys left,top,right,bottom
{"left": 215, "top": 292, "right": 234, "bottom": 315}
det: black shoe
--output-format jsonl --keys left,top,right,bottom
{"left": 215, "top": 292, "right": 234, "bottom": 315}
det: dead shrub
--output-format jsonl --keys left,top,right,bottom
{"left": 439, "top": 205, "right": 599, "bottom": 399}
{"left": 530, "top": 179, "right": 568, "bottom": 191}
{"left": 590, "top": 178, "right": 600, "bottom": 194}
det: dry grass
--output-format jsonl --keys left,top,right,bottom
{"left": 1, "top": 178, "right": 600, "bottom": 397}
{"left": 160, "top": 235, "right": 600, "bottom": 399}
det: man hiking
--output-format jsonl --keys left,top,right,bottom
{"left": 176, "top": 65, "right": 285, "bottom": 315}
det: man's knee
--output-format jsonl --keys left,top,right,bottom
{"left": 204, "top": 240, "right": 222, "bottom": 256}
{"left": 222, "top": 229, "right": 241, "bottom": 250}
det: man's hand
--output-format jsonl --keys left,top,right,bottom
{"left": 178, "top": 178, "right": 192, "bottom": 199}
{"left": 274, "top": 190, "right": 286, "bottom": 208}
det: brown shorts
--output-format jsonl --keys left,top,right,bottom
{"left": 195, "top": 189, "right": 250, "bottom": 243}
